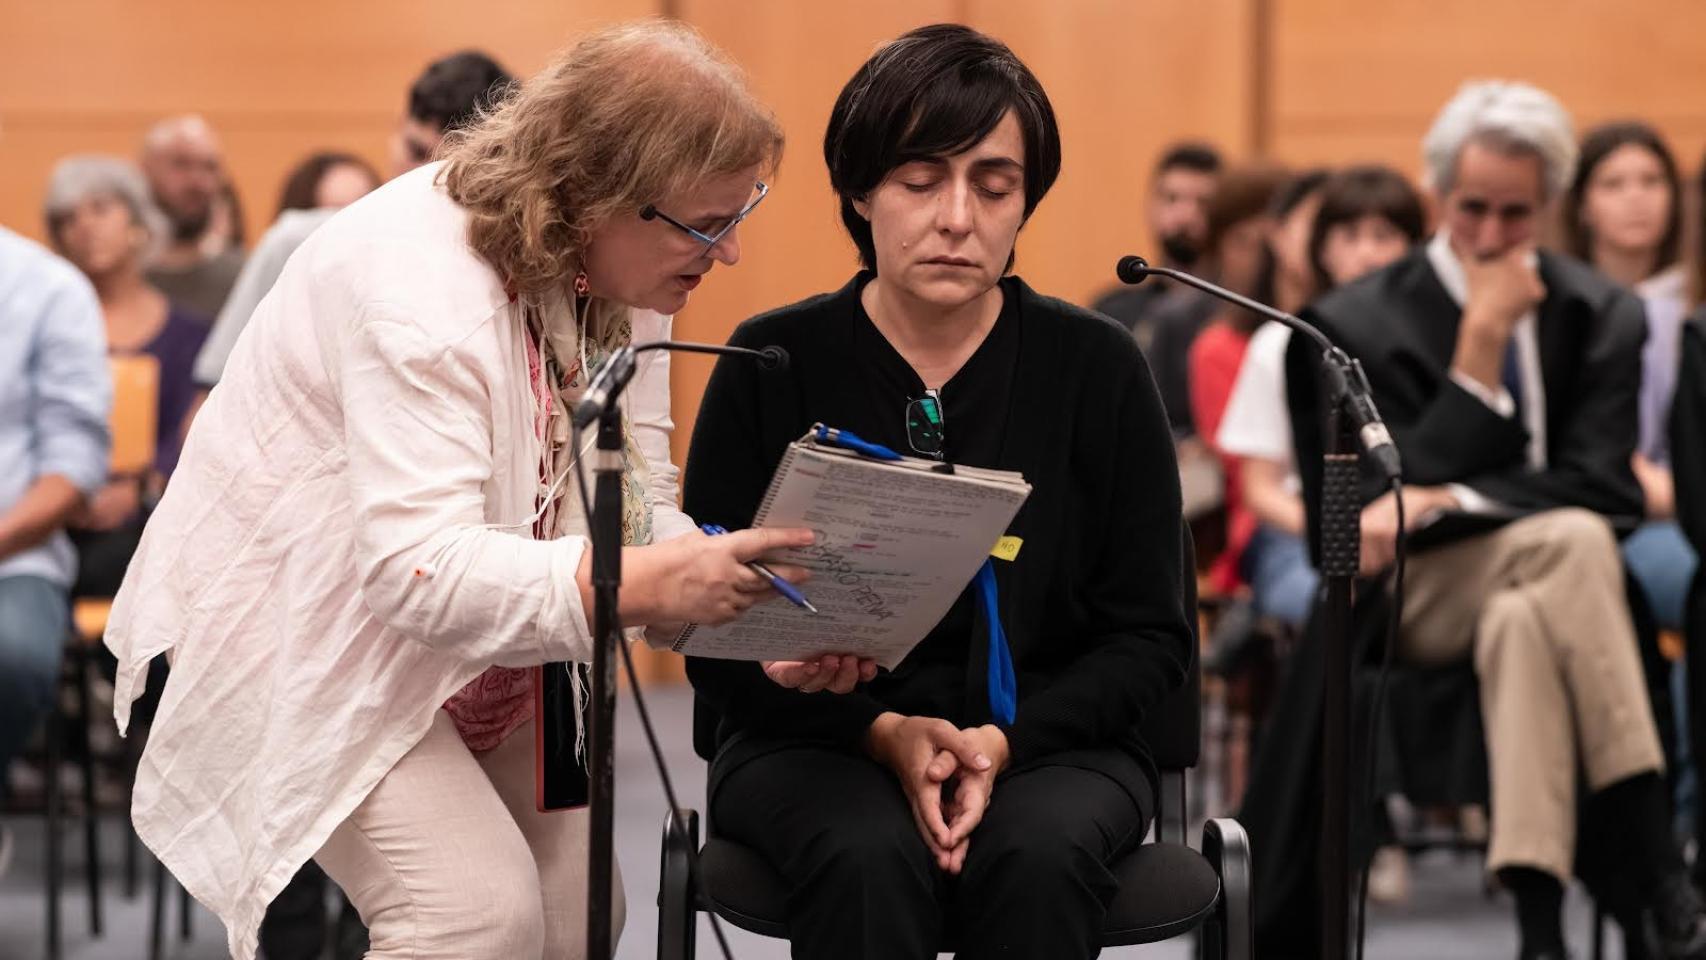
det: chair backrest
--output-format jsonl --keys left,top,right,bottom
{"left": 1138, "top": 526, "right": 1201, "bottom": 772}
{"left": 108, "top": 354, "right": 160, "bottom": 476}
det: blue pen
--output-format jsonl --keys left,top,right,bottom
{"left": 812, "top": 423, "right": 902, "bottom": 461}
{"left": 701, "top": 523, "right": 820, "bottom": 615}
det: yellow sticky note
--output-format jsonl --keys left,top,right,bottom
{"left": 991, "top": 536, "right": 1023, "bottom": 562}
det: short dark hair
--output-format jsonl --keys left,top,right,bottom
{"left": 1156, "top": 141, "right": 1223, "bottom": 179}
{"left": 1564, "top": 121, "right": 1682, "bottom": 276}
{"left": 1306, "top": 164, "right": 1427, "bottom": 292}
{"left": 823, "top": 23, "right": 1061, "bottom": 273}
{"left": 409, "top": 50, "right": 515, "bottom": 133}
{"left": 275, "top": 151, "right": 380, "bottom": 218}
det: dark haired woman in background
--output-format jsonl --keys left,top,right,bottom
{"left": 1565, "top": 122, "right": 1695, "bottom": 641}
{"left": 684, "top": 23, "right": 1191, "bottom": 960}
{"left": 1188, "top": 167, "right": 1311, "bottom": 598}
{"left": 275, "top": 151, "right": 381, "bottom": 218}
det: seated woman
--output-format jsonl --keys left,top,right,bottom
{"left": 1564, "top": 123, "right": 1697, "bottom": 636}
{"left": 1216, "top": 165, "right": 1426, "bottom": 632}
{"left": 684, "top": 24, "right": 1191, "bottom": 960}
{"left": 1184, "top": 165, "right": 1293, "bottom": 597}
{"left": 42, "top": 155, "right": 212, "bottom": 596}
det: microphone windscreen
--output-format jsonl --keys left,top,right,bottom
{"left": 1116, "top": 256, "right": 1152, "bottom": 285}
{"left": 757, "top": 345, "right": 791, "bottom": 372}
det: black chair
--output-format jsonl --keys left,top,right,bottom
{"left": 656, "top": 533, "right": 1253, "bottom": 959}
{"left": 33, "top": 604, "right": 108, "bottom": 960}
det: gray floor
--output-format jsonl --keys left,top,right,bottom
{"left": 0, "top": 685, "right": 1623, "bottom": 959}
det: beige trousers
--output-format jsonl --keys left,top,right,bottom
{"left": 1400, "top": 507, "right": 1664, "bottom": 880}
{"left": 315, "top": 710, "right": 623, "bottom": 959}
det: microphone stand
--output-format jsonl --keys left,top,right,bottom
{"left": 574, "top": 338, "right": 781, "bottom": 960}
{"left": 1116, "top": 257, "right": 1399, "bottom": 960}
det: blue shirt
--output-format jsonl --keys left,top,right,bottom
{"left": 0, "top": 227, "right": 111, "bottom": 586}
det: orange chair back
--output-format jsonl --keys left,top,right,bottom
{"left": 108, "top": 354, "right": 160, "bottom": 476}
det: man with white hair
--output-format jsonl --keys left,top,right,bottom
{"left": 1285, "top": 80, "right": 1705, "bottom": 958}
{"left": 140, "top": 115, "right": 245, "bottom": 319}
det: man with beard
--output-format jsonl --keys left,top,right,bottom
{"left": 140, "top": 115, "right": 245, "bottom": 320}
{"left": 1091, "top": 141, "right": 1221, "bottom": 350}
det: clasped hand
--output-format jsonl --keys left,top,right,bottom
{"left": 866, "top": 713, "right": 1009, "bottom": 874}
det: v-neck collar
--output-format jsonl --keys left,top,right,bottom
{"left": 850, "top": 272, "right": 1014, "bottom": 397}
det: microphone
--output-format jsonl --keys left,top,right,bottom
{"left": 1116, "top": 255, "right": 1402, "bottom": 481}
{"left": 571, "top": 340, "right": 789, "bottom": 428}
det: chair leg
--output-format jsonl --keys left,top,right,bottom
{"left": 74, "top": 647, "right": 103, "bottom": 936}
{"left": 150, "top": 856, "right": 166, "bottom": 960}
{"left": 46, "top": 699, "right": 63, "bottom": 960}
{"left": 124, "top": 728, "right": 143, "bottom": 900}
{"left": 1202, "top": 817, "right": 1253, "bottom": 960}
{"left": 658, "top": 807, "right": 701, "bottom": 960}
{"left": 125, "top": 822, "right": 140, "bottom": 899}
{"left": 179, "top": 881, "right": 193, "bottom": 940}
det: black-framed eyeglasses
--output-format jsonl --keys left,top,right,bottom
{"left": 639, "top": 180, "right": 769, "bottom": 255}
{"left": 906, "top": 390, "right": 946, "bottom": 459}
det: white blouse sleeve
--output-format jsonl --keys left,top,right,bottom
{"left": 341, "top": 305, "right": 594, "bottom": 666}
{"left": 627, "top": 311, "right": 700, "bottom": 543}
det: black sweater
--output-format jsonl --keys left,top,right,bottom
{"left": 1675, "top": 307, "right": 1706, "bottom": 640}
{"left": 682, "top": 274, "right": 1191, "bottom": 801}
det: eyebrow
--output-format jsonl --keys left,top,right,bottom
{"left": 899, "top": 156, "right": 1025, "bottom": 174}
{"left": 1459, "top": 197, "right": 1532, "bottom": 215}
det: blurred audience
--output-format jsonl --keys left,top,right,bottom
{"left": 44, "top": 156, "right": 209, "bottom": 595}
{"left": 275, "top": 151, "right": 381, "bottom": 218}
{"left": 1184, "top": 165, "right": 1291, "bottom": 594}
{"left": 1092, "top": 141, "right": 1222, "bottom": 350}
{"left": 1275, "top": 80, "right": 1706, "bottom": 960}
{"left": 1218, "top": 165, "right": 1426, "bottom": 632}
{"left": 0, "top": 225, "right": 111, "bottom": 869}
{"left": 139, "top": 115, "right": 245, "bottom": 319}
{"left": 1261, "top": 169, "right": 1330, "bottom": 315}
{"left": 389, "top": 49, "right": 514, "bottom": 177}
{"left": 202, "top": 177, "right": 248, "bottom": 257}
{"left": 1565, "top": 122, "right": 1697, "bottom": 635}
{"left": 194, "top": 52, "right": 511, "bottom": 395}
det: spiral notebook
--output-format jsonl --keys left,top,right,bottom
{"left": 660, "top": 429, "right": 1031, "bottom": 669}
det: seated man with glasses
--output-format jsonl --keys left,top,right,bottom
{"left": 683, "top": 24, "right": 1192, "bottom": 960}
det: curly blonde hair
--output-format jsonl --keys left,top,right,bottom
{"left": 439, "top": 20, "right": 782, "bottom": 303}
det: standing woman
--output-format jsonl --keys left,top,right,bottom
{"left": 1564, "top": 121, "right": 1696, "bottom": 635}
{"left": 685, "top": 24, "right": 1191, "bottom": 960}
{"left": 104, "top": 22, "right": 807, "bottom": 960}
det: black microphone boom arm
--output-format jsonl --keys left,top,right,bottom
{"left": 1115, "top": 255, "right": 1401, "bottom": 481}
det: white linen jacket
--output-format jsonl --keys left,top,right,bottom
{"left": 104, "top": 162, "right": 694, "bottom": 958}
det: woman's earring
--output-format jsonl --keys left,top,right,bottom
{"left": 573, "top": 272, "right": 590, "bottom": 297}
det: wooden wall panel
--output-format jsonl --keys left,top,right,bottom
{"left": 0, "top": 0, "right": 657, "bottom": 246}
{"left": 966, "top": 0, "right": 1257, "bottom": 306}
{"left": 1269, "top": 0, "right": 1706, "bottom": 186}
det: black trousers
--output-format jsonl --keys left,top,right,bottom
{"left": 712, "top": 745, "right": 1151, "bottom": 960}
